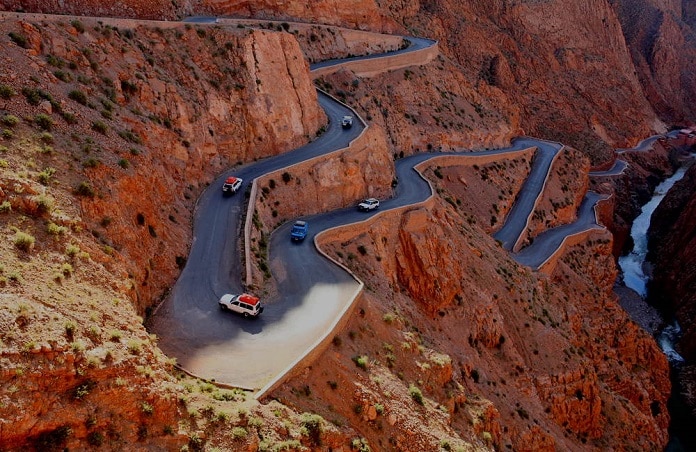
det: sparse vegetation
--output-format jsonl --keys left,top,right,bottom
{"left": 1, "top": 114, "right": 19, "bottom": 126}
{"left": 8, "top": 31, "right": 29, "bottom": 48}
{"left": 91, "top": 121, "right": 108, "bottom": 134}
{"left": 409, "top": 384, "right": 424, "bottom": 405}
{"left": 352, "top": 355, "right": 368, "bottom": 370}
{"left": 68, "top": 89, "right": 88, "bottom": 105}
{"left": 75, "top": 181, "right": 95, "bottom": 197}
{"left": 0, "top": 84, "right": 15, "bottom": 99}
{"left": 13, "top": 231, "right": 35, "bottom": 252}
{"left": 34, "top": 114, "right": 53, "bottom": 131}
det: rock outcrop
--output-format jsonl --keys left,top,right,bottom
{"left": 303, "top": 175, "right": 670, "bottom": 449}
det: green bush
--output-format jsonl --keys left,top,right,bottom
{"left": 70, "top": 20, "right": 85, "bottom": 33}
{"left": 14, "top": 231, "right": 35, "bottom": 251}
{"left": 408, "top": 384, "right": 424, "bottom": 405}
{"left": 91, "top": 121, "right": 108, "bottom": 134}
{"left": 83, "top": 158, "right": 100, "bottom": 168}
{"left": 34, "top": 114, "right": 53, "bottom": 131}
{"left": 300, "top": 413, "right": 323, "bottom": 445}
{"left": 0, "top": 201, "right": 11, "bottom": 213}
{"left": 75, "top": 181, "right": 95, "bottom": 197}
{"left": 47, "top": 222, "right": 67, "bottom": 235}
{"left": 22, "top": 87, "right": 42, "bottom": 105}
{"left": 0, "top": 84, "right": 15, "bottom": 99}
{"left": 8, "top": 32, "right": 29, "bottom": 48}
{"left": 352, "top": 355, "right": 368, "bottom": 370}
{"left": 54, "top": 70, "right": 72, "bottom": 82}
{"left": 118, "top": 158, "right": 129, "bottom": 169}
{"left": 46, "top": 54, "right": 65, "bottom": 68}
{"left": 68, "top": 89, "right": 88, "bottom": 105}
{"left": 33, "top": 194, "right": 54, "bottom": 214}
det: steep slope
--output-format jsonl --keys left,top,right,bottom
{"left": 0, "top": 3, "right": 686, "bottom": 450}
{"left": 277, "top": 162, "right": 670, "bottom": 450}
{"left": 5, "top": 0, "right": 695, "bottom": 166}
{"left": 0, "top": 14, "right": 326, "bottom": 448}
{"left": 610, "top": 0, "right": 696, "bottom": 124}
{"left": 647, "top": 162, "right": 696, "bottom": 439}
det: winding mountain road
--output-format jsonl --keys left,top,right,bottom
{"left": 148, "top": 21, "right": 607, "bottom": 391}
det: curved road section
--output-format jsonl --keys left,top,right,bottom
{"left": 149, "top": 26, "right": 607, "bottom": 390}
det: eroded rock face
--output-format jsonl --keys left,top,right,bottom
{"left": 197, "top": 0, "right": 402, "bottom": 32}
{"left": 648, "top": 163, "right": 696, "bottom": 362}
{"left": 0, "top": 16, "right": 324, "bottom": 314}
{"left": 0, "top": 15, "right": 325, "bottom": 447}
{"left": 0, "top": 0, "right": 178, "bottom": 19}
{"left": 611, "top": 0, "right": 696, "bottom": 123}
{"left": 313, "top": 192, "right": 670, "bottom": 450}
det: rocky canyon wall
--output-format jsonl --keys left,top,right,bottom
{"left": 0, "top": 14, "right": 324, "bottom": 447}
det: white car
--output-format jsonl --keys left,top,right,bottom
{"left": 218, "top": 293, "right": 263, "bottom": 317}
{"left": 341, "top": 115, "right": 353, "bottom": 129}
{"left": 357, "top": 198, "right": 380, "bottom": 211}
{"left": 222, "top": 176, "right": 243, "bottom": 195}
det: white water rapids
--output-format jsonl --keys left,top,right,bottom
{"left": 618, "top": 165, "right": 688, "bottom": 363}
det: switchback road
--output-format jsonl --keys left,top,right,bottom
{"left": 149, "top": 21, "right": 607, "bottom": 391}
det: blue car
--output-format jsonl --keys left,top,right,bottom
{"left": 290, "top": 220, "right": 308, "bottom": 242}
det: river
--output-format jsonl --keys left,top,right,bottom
{"left": 618, "top": 166, "right": 688, "bottom": 362}
{"left": 616, "top": 162, "right": 695, "bottom": 451}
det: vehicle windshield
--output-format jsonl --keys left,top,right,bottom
{"left": 292, "top": 226, "right": 304, "bottom": 233}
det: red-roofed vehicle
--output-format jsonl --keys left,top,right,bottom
{"left": 218, "top": 293, "right": 264, "bottom": 317}
{"left": 222, "top": 176, "right": 243, "bottom": 195}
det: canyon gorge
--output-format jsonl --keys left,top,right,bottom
{"left": 0, "top": 0, "right": 695, "bottom": 450}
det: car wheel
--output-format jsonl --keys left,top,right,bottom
{"left": 243, "top": 312, "right": 250, "bottom": 318}
{"left": 219, "top": 303, "right": 227, "bottom": 310}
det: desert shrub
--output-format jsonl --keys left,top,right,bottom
{"left": 2, "top": 129, "right": 14, "bottom": 139}
{"left": 14, "top": 231, "right": 35, "bottom": 251}
{"left": 61, "top": 263, "right": 73, "bottom": 276}
{"left": 0, "top": 201, "right": 11, "bottom": 213}
{"left": 8, "top": 32, "right": 29, "bottom": 48}
{"left": 37, "top": 167, "right": 56, "bottom": 185}
{"left": 33, "top": 194, "right": 55, "bottom": 215}
{"left": 409, "top": 384, "right": 424, "bottom": 405}
{"left": 46, "top": 54, "right": 65, "bottom": 68}
{"left": 351, "top": 438, "right": 371, "bottom": 452}
{"left": 91, "top": 121, "right": 108, "bottom": 134}
{"left": 66, "top": 244, "right": 80, "bottom": 257}
{"left": 118, "top": 158, "right": 129, "bottom": 169}
{"left": 118, "top": 129, "right": 142, "bottom": 144}
{"left": 54, "top": 70, "right": 72, "bottom": 82}
{"left": 231, "top": 426, "right": 247, "bottom": 439}
{"left": 75, "top": 181, "right": 95, "bottom": 197}
{"left": 352, "top": 355, "right": 368, "bottom": 370}
{"left": 83, "top": 158, "right": 100, "bottom": 168}
{"left": 47, "top": 222, "right": 67, "bottom": 235}
{"left": 68, "top": 89, "right": 88, "bottom": 105}
{"left": 60, "top": 111, "right": 77, "bottom": 124}
{"left": 300, "top": 413, "right": 323, "bottom": 445}
{"left": 127, "top": 339, "right": 142, "bottom": 355}
{"left": 1, "top": 114, "right": 19, "bottom": 126}
{"left": 70, "top": 20, "right": 85, "bottom": 33}
{"left": 22, "top": 87, "right": 43, "bottom": 105}
{"left": 141, "top": 401, "right": 154, "bottom": 415}
{"left": 0, "top": 84, "right": 15, "bottom": 99}
{"left": 34, "top": 114, "right": 53, "bottom": 131}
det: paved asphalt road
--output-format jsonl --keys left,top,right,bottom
{"left": 148, "top": 24, "right": 607, "bottom": 389}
